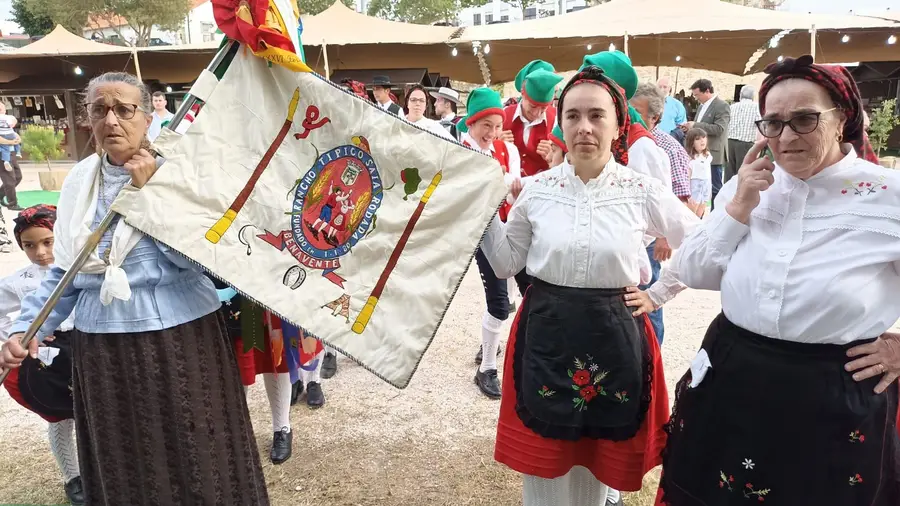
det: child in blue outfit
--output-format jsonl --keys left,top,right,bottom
{"left": 0, "top": 112, "right": 20, "bottom": 172}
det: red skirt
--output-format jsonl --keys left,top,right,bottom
{"left": 233, "top": 338, "right": 289, "bottom": 386}
{"left": 3, "top": 367, "right": 66, "bottom": 423}
{"left": 494, "top": 293, "right": 669, "bottom": 492}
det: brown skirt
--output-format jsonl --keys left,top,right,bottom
{"left": 72, "top": 311, "right": 269, "bottom": 506}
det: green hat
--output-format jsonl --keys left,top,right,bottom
{"left": 514, "top": 59, "right": 555, "bottom": 93}
{"left": 550, "top": 124, "right": 566, "bottom": 152}
{"left": 463, "top": 87, "right": 505, "bottom": 127}
{"left": 580, "top": 50, "right": 638, "bottom": 100}
{"left": 522, "top": 69, "right": 564, "bottom": 106}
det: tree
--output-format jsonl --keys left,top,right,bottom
{"left": 298, "top": 0, "right": 355, "bottom": 16}
{"left": 21, "top": 126, "right": 65, "bottom": 171}
{"left": 9, "top": 0, "right": 55, "bottom": 36}
{"left": 27, "top": 0, "right": 191, "bottom": 46}
{"left": 721, "top": 0, "right": 785, "bottom": 9}
{"left": 505, "top": 0, "right": 541, "bottom": 18}
{"left": 367, "top": 0, "right": 488, "bottom": 25}
{"left": 869, "top": 99, "right": 900, "bottom": 157}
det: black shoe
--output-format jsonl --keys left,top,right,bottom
{"left": 474, "top": 345, "right": 502, "bottom": 365}
{"left": 64, "top": 476, "right": 85, "bottom": 506}
{"left": 290, "top": 381, "right": 304, "bottom": 406}
{"left": 306, "top": 381, "right": 325, "bottom": 408}
{"left": 474, "top": 369, "right": 501, "bottom": 399}
{"left": 6, "top": 204, "right": 22, "bottom": 211}
{"left": 270, "top": 428, "right": 293, "bottom": 464}
{"left": 322, "top": 352, "right": 338, "bottom": 379}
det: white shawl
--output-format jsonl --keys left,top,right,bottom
{"left": 53, "top": 153, "right": 143, "bottom": 305}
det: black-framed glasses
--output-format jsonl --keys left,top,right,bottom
{"left": 84, "top": 103, "right": 145, "bottom": 121}
{"left": 755, "top": 107, "right": 837, "bottom": 138}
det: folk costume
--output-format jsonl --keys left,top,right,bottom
{"left": 0, "top": 205, "right": 83, "bottom": 505}
{"left": 582, "top": 51, "right": 673, "bottom": 349}
{"left": 484, "top": 67, "right": 698, "bottom": 505}
{"left": 461, "top": 88, "right": 525, "bottom": 399}
{"left": 503, "top": 68, "right": 564, "bottom": 177}
{"left": 658, "top": 56, "right": 900, "bottom": 506}
{"left": 11, "top": 153, "right": 268, "bottom": 506}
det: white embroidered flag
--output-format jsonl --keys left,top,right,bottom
{"left": 112, "top": 50, "right": 506, "bottom": 388}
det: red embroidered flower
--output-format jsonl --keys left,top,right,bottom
{"left": 573, "top": 370, "right": 591, "bottom": 386}
{"left": 719, "top": 481, "right": 724, "bottom": 488}
{"left": 860, "top": 435, "right": 865, "bottom": 442}
{"left": 859, "top": 182, "right": 865, "bottom": 187}
{"left": 866, "top": 182, "right": 872, "bottom": 187}
{"left": 841, "top": 189, "right": 848, "bottom": 194}
{"left": 856, "top": 474, "right": 863, "bottom": 483}
{"left": 580, "top": 385, "right": 598, "bottom": 401}
{"left": 758, "top": 498, "right": 765, "bottom": 502}
{"left": 882, "top": 186, "right": 888, "bottom": 190}
{"left": 729, "top": 476, "right": 734, "bottom": 482}
{"left": 746, "top": 483, "right": 753, "bottom": 488}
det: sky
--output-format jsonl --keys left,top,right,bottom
{"left": 0, "top": 0, "right": 895, "bottom": 35}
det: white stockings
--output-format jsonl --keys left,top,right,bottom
{"left": 48, "top": 419, "right": 79, "bottom": 483}
{"left": 522, "top": 466, "right": 609, "bottom": 506}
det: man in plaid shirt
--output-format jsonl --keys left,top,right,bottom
{"left": 726, "top": 85, "right": 761, "bottom": 182}
{"left": 629, "top": 82, "right": 694, "bottom": 345}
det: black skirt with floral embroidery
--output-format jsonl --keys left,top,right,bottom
{"left": 513, "top": 278, "right": 653, "bottom": 441}
{"left": 659, "top": 314, "right": 900, "bottom": 506}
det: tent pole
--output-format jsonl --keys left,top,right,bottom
{"left": 810, "top": 24, "right": 817, "bottom": 60}
{"left": 656, "top": 36, "right": 661, "bottom": 80}
{"left": 322, "top": 40, "right": 331, "bottom": 79}
{"left": 132, "top": 49, "right": 143, "bottom": 81}
{"left": 624, "top": 32, "right": 630, "bottom": 56}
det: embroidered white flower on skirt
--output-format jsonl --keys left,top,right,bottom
{"left": 743, "top": 458, "right": 755, "bottom": 470}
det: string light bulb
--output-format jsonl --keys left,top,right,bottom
{"left": 608, "top": 42, "right": 616, "bottom": 51}
{"left": 74, "top": 66, "right": 83, "bottom": 75}
{"left": 777, "top": 55, "right": 784, "bottom": 62}
{"left": 889, "top": 35, "right": 897, "bottom": 45}
{"left": 675, "top": 55, "right": 682, "bottom": 62}
{"left": 586, "top": 44, "right": 592, "bottom": 50}
{"left": 484, "top": 43, "right": 491, "bottom": 54}
{"left": 165, "top": 86, "right": 173, "bottom": 93}
{"left": 451, "top": 47, "right": 458, "bottom": 56}
{"left": 841, "top": 34, "right": 850, "bottom": 43}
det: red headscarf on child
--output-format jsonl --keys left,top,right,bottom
{"left": 13, "top": 204, "right": 56, "bottom": 248}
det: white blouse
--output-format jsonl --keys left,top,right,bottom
{"left": 408, "top": 116, "right": 454, "bottom": 140}
{"left": 0, "top": 263, "right": 75, "bottom": 342}
{"left": 482, "top": 158, "right": 699, "bottom": 306}
{"left": 673, "top": 149, "right": 900, "bottom": 344}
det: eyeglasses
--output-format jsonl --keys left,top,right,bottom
{"left": 408, "top": 98, "right": 427, "bottom": 105}
{"left": 85, "top": 103, "right": 145, "bottom": 121}
{"left": 755, "top": 107, "right": 838, "bottom": 138}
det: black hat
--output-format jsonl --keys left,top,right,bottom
{"left": 18, "top": 333, "right": 75, "bottom": 420}
{"left": 372, "top": 75, "right": 392, "bottom": 88}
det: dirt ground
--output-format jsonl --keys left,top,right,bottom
{"left": 0, "top": 170, "right": 720, "bottom": 505}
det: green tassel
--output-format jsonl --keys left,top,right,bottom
{"left": 241, "top": 300, "right": 266, "bottom": 353}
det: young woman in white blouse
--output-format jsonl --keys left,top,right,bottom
{"left": 482, "top": 66, "right": 699, "bottom": 505}
{"left": 657, "top": 55, "right": 900, "bottom": 506}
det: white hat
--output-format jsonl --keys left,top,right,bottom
{"left": 429, "top": 86, "right": 462, "bottom": 105}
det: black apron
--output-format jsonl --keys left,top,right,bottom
{"left": 513, "top": 278, "right": 653, "bottom": 441}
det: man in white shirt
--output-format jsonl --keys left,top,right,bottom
{"left": 430, "top": 87, "right": 462, "bottom": 139}
{"left": 147, "top": 92, "right": 174, "bottom": 142}
{"left": 371, "top": 76, "right": 403, "bottom": 117}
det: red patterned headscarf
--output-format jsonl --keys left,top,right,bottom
{"left": 13, "top": 204, "right": 56, "bottom": 248}
{"left": 341, "top": 79, "right": 369, "bottom": 101}
{"left": 557, "top": 66, "right": 631, "bottom": 166}
{"left": 759, "top": 55, "right": 878, "bottom": 164}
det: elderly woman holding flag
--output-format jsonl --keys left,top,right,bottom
{"left": 0, "top": 72, "right": 268, "bottom": 505}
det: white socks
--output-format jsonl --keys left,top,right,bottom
{"left": 522, "top": 466, "right": 609, "bottom": 506}
{"left": 262, "top": 373, "right": 292, "bottom": 433}
{"left": 480, "top": 311, "right": 503, "bottom": 373}
{"left": 303, "top": 349, "right": 325, "bottom": 384}
{"left": 48, "top": 420, "right": 79, "bottom": 483}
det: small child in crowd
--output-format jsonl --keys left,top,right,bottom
{"left": 685, "top": 128, "right": 713, "bottom": 218}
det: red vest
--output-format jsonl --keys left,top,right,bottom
{"left": 503, "top": 104, "right": 557, "bottom": 177}
{"left": 465, "top": 138, "right": 512, "bottom": 221}
{"left": 627, "top": 123, "right": 655, "bottom": 148}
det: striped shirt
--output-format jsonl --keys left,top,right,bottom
{"left": 728, "top": 99, "right": 761, "bottom": 143}
{"left": 652, "top": 127, "right": 691, "bottom": 199}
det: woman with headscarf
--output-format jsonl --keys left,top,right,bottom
{"left": 482, "top": 66, "right": 699, "bottom": 505}
{"left": 0, "top": 204, "right": 84, "bottom": 505}
{"left": 0, "top": 72, "right": 268, "bottom": 505}
{"left": 657, "top": 55, "right": 900, "bottom": 506}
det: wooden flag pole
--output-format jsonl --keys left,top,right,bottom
{"left": 0, "top": 39, "right": 240, "bottom": 387}
{"left": 352, "top": 171, "right": 442, "bottom": 334}
{"left": 205, "top": 87, "right": 301, "bottom": 243}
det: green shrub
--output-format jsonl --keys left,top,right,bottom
{"left": 20, "top": 125, "right": 64, "bottom": 169}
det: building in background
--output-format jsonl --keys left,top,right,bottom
{"left": 458, "top": 0, "right": 588, "bottom": 27}
{"left": 83, "top": 0, "right": 218, "bottom": 46}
